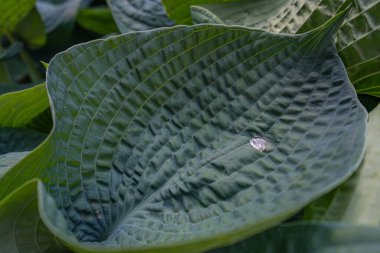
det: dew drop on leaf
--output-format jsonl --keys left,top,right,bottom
{"left": 249, "top": 136, "right": 272, "bottom": 152}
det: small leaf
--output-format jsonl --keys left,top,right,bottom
{"left": 162, "top": 0, "right": 238, "bottom": 25}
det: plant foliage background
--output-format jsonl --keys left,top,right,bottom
{"left": 0, "top": 0, "right": 379, "bottom": 252}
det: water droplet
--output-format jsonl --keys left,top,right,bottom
{"left": 94, "top": 208, "right": 102, "bottom": 220}
{"left": 249, "top": 136, "right": 272, "bottom": 152}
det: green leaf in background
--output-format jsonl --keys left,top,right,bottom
{"left": 0, "top": 9, "right": 368, "bottom": 253}
{"left": 0, "top": 128, "right": 47, "bottom": 177}
{"left": 209, "top": 222, "right": 380, "bottom": 253}
{"left": 0, "top": 84, "right": 51, "bottom": 178}
{"left": 0, "top": 56, "right": 28, "bottom": 84}
{"left": 0, "top": 42, "right": 23, "bottom": 60}
{"left": 0, "top": 0, "right": 36, "bottom": 35}
{"left": 14, "top": 7, "right": 47, "bottom": 48}
{"left": 190, "top": 0, "right": 380, "bottom": 97}
{"left": 0, "top": 83, "right": 50, "bottom": 131}
{"left": 36, "top": 0, "right": 82, "bottom": 33}
{"left": 77, "top": 7, "right": 119, "bottom": 35}
{"left": 190, "top": 0, "right": 290, "bottom": 27}
{"left": 162, "top": 0, "right": 239, "bottom": 25}
{"left": 304, "top": 104, "right": 380, "bottom": 225}
{"left": 107, "top": 0, "right": 174, "bottom": 33}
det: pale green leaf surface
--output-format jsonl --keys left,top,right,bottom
{"left": 209, "top": 222, "right": 380, "bottom": 253}
{"left": 304, "top": 104, "right": 380, "bottom": 225}
{"left": 107, "top": 0, "right": 174, "bottom": 33}
{"left": 191, "top": 0, "right": 380, "bottom": 97}
{"left": 77, "top": 7, "right": 119, "bottom": 35}
{"left": 0, "top": 180, "right": 74, "bottom": 253}
{"left": 0, "top": 83, "right": 50, "bottom": 129}
{"left": 0, "top": 0, "right": 36, "bottom": 34}
{"left": 0, "top": 10, "right": 367, "bottom": 252}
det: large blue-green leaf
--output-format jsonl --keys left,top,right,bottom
{"left": 190, "top": 0, "right": 380, "bottom": 97}
{"left": 0, "top": 10, "right": 367, "bottom": 252}
{"left": 304, "top": 104, "right": 380, "bottom": 225}
{"left": 107, "top": 0, "right": 174, "bottom": 33}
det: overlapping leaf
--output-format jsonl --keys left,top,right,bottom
{"left": 190, "top": 0, "right": 380, "bottom": 97}
{"left": 0, "top": 84, "right": 51, "bottom": 178}
{"left": 77, "top": 7, "right": 118, "bottom": 35}
{"left": 0, "top": 10, "right": 367, "bottom": 253}
{"left": 107, "top": 0, "right": 174, "bottom": 33}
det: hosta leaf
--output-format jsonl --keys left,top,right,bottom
{"left": 77, "top": 7, "right": 119, "bottom": 35}
{"left": 191, "top": 0, "right": 380, "bottom": 97}
{"left": 107, "top": 0, "right": 174, "bottom": 33}
{"left": 209, "top": 222, "right": 380, "bottom": 253}
{"left": 304, "top": 104, "right": 380, "bottom": 225}
{"left": 0, "top": 9, "right": 367, "bottom": 252}
{"left": 162, "top": 0, "right": 239, "bottom": 25}
{"left": 0, "top": 0, "right": 36, "bottom": 34}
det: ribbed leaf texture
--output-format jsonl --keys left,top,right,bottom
{"left": 0, "top": 10, "right": 368, "bottom": 253}
{"left": 190, "top": 0, "right": 380, "bottom": 97}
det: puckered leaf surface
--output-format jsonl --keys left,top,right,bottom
{"left": 190, "top": 0, "right": 380, "bottom": 97}
{"left": 0, "top": 9, "right": 367, "bottom": 253}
